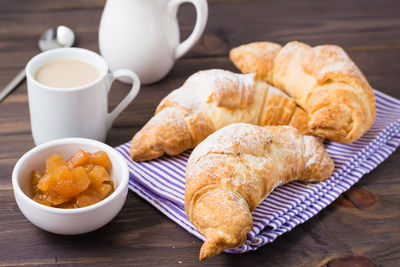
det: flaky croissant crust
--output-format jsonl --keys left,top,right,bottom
{"left": 130, "top": 69, "right": 309, "bottom": 161}
{"left": 185, "top": 124, "right": 334, "bottom": 260}
{"left": 230, "top": 41, "right": 376, "bottom": 143}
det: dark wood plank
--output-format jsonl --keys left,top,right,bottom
{"left": 0, "top": 0, "right": 399, "bottom": 266}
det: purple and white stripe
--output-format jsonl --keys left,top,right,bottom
{"left": 115, "top": 89, "right": 400, "bottom": 254}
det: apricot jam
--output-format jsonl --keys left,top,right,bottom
{"left": 30, "top": 149, "right": 114, "bottom": 208}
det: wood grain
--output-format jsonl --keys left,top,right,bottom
{"left": 0, "top": 0, "right": 399, "bottom": 266}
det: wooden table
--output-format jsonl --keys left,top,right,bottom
{"left": 1, "top": 0, "right": 399, "bottom": 266}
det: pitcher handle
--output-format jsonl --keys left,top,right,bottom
{"left": 168, "top": 0, "right": 208, "bottom": 60}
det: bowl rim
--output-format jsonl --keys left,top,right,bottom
{"left": 12, "top": 138, "right": 129, "bottom": 215}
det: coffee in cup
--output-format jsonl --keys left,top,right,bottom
{"left": 35, "top": 59, "right": 100, "bottom": 88}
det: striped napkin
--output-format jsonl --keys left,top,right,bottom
{"left": 115, "top": 89, "right": 400, "bottom": 254}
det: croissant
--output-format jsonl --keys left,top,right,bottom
{"left": 130, "top": 69, "right": 310, "bottom": 161}
{"left": 185, "top": 124, "right": 334, "bottom": 260}
{"left": 230, "top": 41, "right": 376, "bottom": 143}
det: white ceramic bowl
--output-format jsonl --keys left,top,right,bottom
{"left": 12, "top": 138, "right": 129, "bottom": 235}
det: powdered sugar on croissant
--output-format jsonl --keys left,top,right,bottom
{"left": 185, "top": 124, "right": 334, "bottom": 260}
{"left": 230, "top": 41, "right": 376, "bottom": 143}
{"left": 130, "top": 69, "right": 309, "bottom": 161}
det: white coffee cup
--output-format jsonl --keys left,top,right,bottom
{"left": 26, "top": 47, "right": 140, "bottom": 146}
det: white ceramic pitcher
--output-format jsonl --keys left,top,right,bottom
{"left": 99, "top": 0, "right": 208, "bottom": 85}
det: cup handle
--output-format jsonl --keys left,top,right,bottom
{"left": 168, "top": 0, "right": 208, "bottom": 60}
{"left": 106, "top": 69, "right": 140, "bottom": 129}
